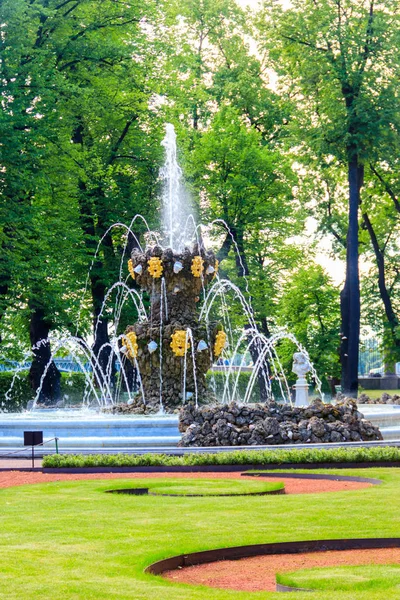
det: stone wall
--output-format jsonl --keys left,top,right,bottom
{"left": 179, "top": 399, "right": 383, "bottom": 446}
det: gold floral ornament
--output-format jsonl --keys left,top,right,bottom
{"left": 127, "top": 259, "right": 135, "bottom": 280}
{"left": 214, "top": 259, "right": 219, "bottom": 276}
{"left": 191, "top": 255, "right": 204, "bottom": 278}
{"left": 214, "top": 330, "right": 227, "bottom": 357}
{"left": 170, "top": 330, "right": 190, "bottom": 357}
{"left": 123, "top": 331, "right": 138, "bottom": 359}
{"left": 147, "top": 257, "right": 163, "bottom": 278}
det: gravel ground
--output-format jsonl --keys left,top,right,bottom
{"left": 165, "top": 548, "right": 400, "bottom": 592}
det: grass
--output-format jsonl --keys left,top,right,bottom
{"left": 277, "top": 565, "right": 400, "bottom": 592}
{"left": 137, "top": 478, "right": 284, "bottom": 496}
{"left": 42, "top": 445, "right": 400, "bottom": 468}
{"left": 359, "top": 389, "right": 399, "bottom": 399}
{"left": 1, "top": 468, "right": 400, "bottom": 599}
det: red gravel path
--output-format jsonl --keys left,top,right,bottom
{"left": 164, "top": 548, "right": 400, "bottom": 592}
{"left": 0, "top": 471, "right": 373, "bottom": 494}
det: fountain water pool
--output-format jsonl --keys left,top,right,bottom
{"left": 0, "top": 410, "right": 180, "bottom": 453}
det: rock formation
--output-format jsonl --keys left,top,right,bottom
{"left": 179, "top": 398, "right": 383, "bottom": 446}
{"left": 356, "top": 392, "right": 400, "bottom": 405}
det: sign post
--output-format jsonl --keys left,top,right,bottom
{"left": 23, "top": 431, "right": 43, "bottom": 470}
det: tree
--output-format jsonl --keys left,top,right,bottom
{"left": 277, "top": 265, "right": 341, "bottom": 389}
{"left": 0, "top": 0, "right": 164, "bottom": 398}
{"left": 360, "top": 163, "right": 400, "bottom": 368}
{"left": 188, "top": 106, "right": 303, "bottom": 398}
{"left": 258, "top": 0, "right": 400, "bottom": 395}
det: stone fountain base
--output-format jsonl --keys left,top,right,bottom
{"left": 178, "top": 399, "right": 383, "bottom": 447}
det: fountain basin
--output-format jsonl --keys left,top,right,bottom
{"left": 359, "top": 405, "right": 400, "bottom": 440}
{"left": 1, "top": 404, "right": 399, "bottom": 456}
{"left": 0, "top": 411, "right": 180, "bottom": 451}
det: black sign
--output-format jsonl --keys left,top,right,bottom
{"left": 24, "top": 431, "right": 43, "bottom": 446}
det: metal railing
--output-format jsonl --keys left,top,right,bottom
{"left": 0, "top": 437, "right": 59, "bottom": 460}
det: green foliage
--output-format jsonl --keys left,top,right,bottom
{"left": 257, "top": 0, "right": 400, "bottom": 371}
{"left": 276, "top": 265, "right": 341, "bottom": 381}
{"left": 0, "top": 0, "right": 164, "bottom": 355}
{"left": 206, "top": 370, "right": 258, "bottom": 403}
{"left": 258, "top": 0, "right": 400, "bottom": 164}
{"left": 0, "top": 372, "right": 31, "bottom": 413}
{"left": 43, "top": 445, "right": 400, "bottom": 468}
{"left": 0, "top": 371, "right": 86, "bottom": 412}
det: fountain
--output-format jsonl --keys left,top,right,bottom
{"left": 0, "top": 125, "right": 389, "bottom": 452}
{"left": 122, "top": 244, "right": 221, "bottom": 411}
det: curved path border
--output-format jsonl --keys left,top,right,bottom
{"left": 147, "top": 538, "right": 400, "bottom": 576}
{"left": 39, "top": 460, "right": 400, "bottom": 473}
{"left": 106, "top": 486, "right": 285, "bottom": 497}
{"left": 242, "top": 471, "right": 382, "bottom": 485}
{"left": 276, "top": 583, "right": 312, "bottom": 592}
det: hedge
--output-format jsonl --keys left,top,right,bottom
{"left": 0, "top": 371, "right": 87, "bottom": 413}
{"left": 42, "top": 445, "right": 400, "bottom": 468}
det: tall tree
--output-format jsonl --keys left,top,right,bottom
{"left": 188, "top": 106, "right": 303, "bottom": 398}
{"left": 258, "top": 0, "right": 400, "bottom": 395}
{"left": 0, "top": 0, "right": 164, "bottom": 397}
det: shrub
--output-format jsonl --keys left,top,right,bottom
{"left": 43, "top": 445, "right": 400, "bottom": 469}
{"left": 0, "top": 371, "right": 87, "bottom": 412}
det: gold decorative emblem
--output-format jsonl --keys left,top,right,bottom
{"left": 127, "top": 259, "right": 135, "bottom": 280}
{"left": 214, "top": 259, "right": 219, "bottom": 277}
{"left": 170, "top": 330, "right": 190, "bottom": 357}
{"left": 123, "top": 331, "right": 138, "bottom": 359}
{"left": 191, "top": 255, "right": 204, "bottom": 278}
{"left": 147, "top": 257, "right": 163, "bottom": 278}
{"left": 214, "top": 330, "right": 227, "bottom": 357}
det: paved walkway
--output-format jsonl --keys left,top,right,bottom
{"left": 0, "top": 457, "right": 43, "bottom": 469}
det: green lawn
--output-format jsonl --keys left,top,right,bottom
{"left": 135, "top": 478, "right": 284, "bottom": 496}
{"left": 0, "top": 469, "right": 400, "bottom": 599}
{"left": 278, "top": 564, "right": 400, "bottom": 592}
{"left": 359, "top": 389, "right": 399, "bottom": 399}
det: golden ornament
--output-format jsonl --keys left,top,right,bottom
{"left": 127, "top": 259, "right": 135, "bottom": 280}
{"left": 214, "top": 330, "right": 227, "bottom": 357}
{"left": 123, "top": 331, "right": 138, "bottom": 359}
{"left": 170, "top": 330, "right": 190, "bottom": 357}
{"left": 148, "top": 257, "right": 163, "bottom": 278}
{"left": 191, "top": 255, "right": 204, "bottom": 278}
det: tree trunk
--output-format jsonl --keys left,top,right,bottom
{"left": 78, "top": 180, "right": 116, "bottom": 398}
{"left": 0, "top": 283, "right": 9, "bottom": 345}
{"left": 29, "top": 305, "right": 61, "bottom": 406}
{"left": 90, "top": 269, "right": 116, "bottom": 397}
{"left": 340, "top": 157, "right": 363, "bottom": 396}
{"left": 234, "top": 227, "right": 250, "bottom": 277}
{"left": 362, "top": 211, "right": 400, "bottom": 359}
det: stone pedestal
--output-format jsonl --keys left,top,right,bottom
{"left": 292, "top": 352, "right": 311, "bottom": 407}
{"left": 294, "top": 377, "right": 309, "bottom": 407}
